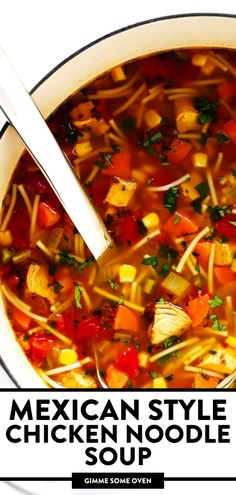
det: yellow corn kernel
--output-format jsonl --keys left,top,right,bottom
{"left": 105, "top": 178, "right": 137, "bottom": 207}
{"left": 111, "top": 66, "right": 126, "bottom": 82}
{"left": 59, "top": 349, "right": 78, "bottom": 365}
{"left": 191, "top": 54, "right": 208, "bottom": 67}
{"left": 0, "top": 230, "right": 13, "bottom": 246}
{"left": 231, "top": 258, "right": 236, "bottom": 273}
{"left": 181, "top": 180, "right": 199, "bottom": 200}
{"left": 142, "top": 212, "right": 160, "bottom": 230}
{"left": 153, "top": 377, "right": 167, "bottom": 388}
{"left": 226, "top": 336, "right": 236, "bottom": 350}
{"left": 144, "top": 109, "right": 162, "bottom": 129}
{"left": 143, "top": 278, "right": 157, "bottom": 295}
{"left": 192, "top": 152, "right": 208, "bottom": 168}
{"left": 119, "top": 264, "right": 137, "bottom": 283}
{"left": 74, "top": 141, "right": 93, "bottom": 157}
{"left": 214, "top": 242, "right": 233, "bottom": 266}
{"left": 138, "top": 351, "right": 150, "bottom": 368}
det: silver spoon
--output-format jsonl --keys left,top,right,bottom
{"left": 92, "top": 344, "right": 108, "bottom": 388}
{"left": 0, "top": 46, "right": 112, "bottom": 261}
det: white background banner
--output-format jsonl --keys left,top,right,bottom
{"left": 0, "top": 390, "right": 235, "bottom": 480}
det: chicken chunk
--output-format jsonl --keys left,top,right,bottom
{"left": 26, "top": 264, "right": 55, "bottom": 304}
{"left": 105, "top": 178, "right": 137, "bottom": 207}
{"left": 175, "top": 97, "right": 199, "bottom": 133}
{"left": 148, "top": 302, "right": 192, "bottom": 345}
{"left": 60, "top": 370, "right": 97, "bottom": 388}
{"left": 199, "top": 343, "right": 236, "bottom": 374}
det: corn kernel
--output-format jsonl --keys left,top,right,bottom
{"left": 74, "top": 141, "right": 93, "bottom": 157}
{"left": 181, "top": 181, "right": 199, "bottom": 200}
{"left": 59, "top": 349, "right": 78, "bottom": 365}
{"left": 138, "top": 351, "right": 150, "bottom": 368}
{"left": 143, "top": 278, "right": 157, "bottom": 295}
{"left": 105, "top": 178, "right": 137, "bottom": 207}
{"left": 191, "top": 54, "right": 208, "bottom": 67}
{"left": 192, "top": 152, "right": 208, "bottom": 168}
{"left": 226, "top": 336, "right": 236, "bottom": 350}
{"left": 142, "top": 212, "right": 160, "bottom": 230}
{"left": 111, "top": 66, "right": 126, "bottom": 82}
{"left": 153, "top": 377, "right": 167, "bottom": 388}
{"left": 231, "top": 258, "right": 236, "bottom": 273}
{"left": 144, "top": 109, "right": 162, "bottom": 129}
{"left": 119, "top": 264, "right": 137, "bottom": 283}
{"left": 214, "top": 242, "right": 233, "bottom": 266}
{"left": 0, "top": 230, "right": 13, "bottom": 246}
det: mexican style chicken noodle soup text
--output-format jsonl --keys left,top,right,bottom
{"left": 1, "top": 49, "right": 236, "bottom": 389}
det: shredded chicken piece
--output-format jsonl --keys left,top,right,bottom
{"left": 26, "top": 264, "right": 55, "bottom": 304}
{"left": 148, "top": 302, "right": 192, "bottom": 345}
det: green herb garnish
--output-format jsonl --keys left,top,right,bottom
{"left": 120, "top": 116, "right": 135, "bottom": 132}
{"left": 194, "top": 96, "right": 219, "bottom": 124}
{"left": 208, "top": 204, "right": 231, "bottom": 222}
{"left": 208, "top": 295, "right": 224, "bottom": 308}
{"left": 141, "top": 256, "right": 158, "bottom": 270}
{"left": 195, "top": 182, "right": 209, "bottom": 199}
{"left": 108, "top": 278, "right": 119, "bottom": 290}
{"left": 149, "top": 371, "right": 158, "bottom": 379}
{"left": 164, "top": 186, "right": 179, "bottom": 214}
{"left": 216, "top": 133, "right": 229, "bottom": 144}
{"left": 74, "top": 283, "right": 83, "bottom": 309}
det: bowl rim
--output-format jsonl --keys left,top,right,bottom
{"left": 1, "top": 11, "right": 236, "bottom": 388}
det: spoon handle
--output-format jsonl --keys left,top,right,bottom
{"left": 0, "top": 47, "right": 112, "bottom": 260}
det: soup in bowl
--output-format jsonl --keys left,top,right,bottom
{"left": 1, "top": 14, "right": 236, "bottom": 389}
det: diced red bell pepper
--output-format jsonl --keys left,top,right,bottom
{"left": 140, "top": 56, "right": 171, "bottom": 82}
{"left": 167, "top": 139, "right": 192, "bottom": 165}
{"left": 74, "top": 313, "right": 113, "bottom": 342}
{"left": 37, "top": 202, "right": 61, "bottom": 228}
{"left": 164, "top": 212, "right": 198, "bottom": 236}
{"left": 102, "top": 152, "right": 131, "bottom": 178}
{"left": 151, "top": 169, "right": 176, "bottom": 187}
{"left": 118, "top": 213, "right": 140, "bottom": 245}
{"left": 28, "top": 332, "right": 56, "bottom": 365}
{"left": 223, "top": 120, "right": 236, "bottom": 143}
{"left": 114, "top": 345, "right": 140, "bottom": 378}
{"left": 218, "top": 81, "right": 236, "bottom": 101}
{"left": 6, "top": 275, "right": 20, "bottom": 292}
{"left": 96, "top": 99, "right": 111, "bottom": 123}
{"left": 89, "top": 175, "right": 110, "bottom": 206}
{"left": 214, "top": 213, "right": 236, "bottom": 239}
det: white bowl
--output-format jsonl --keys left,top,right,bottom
{"left": 0, "top": 13, "right": 236, "bottom": 388}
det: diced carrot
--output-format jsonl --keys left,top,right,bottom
{"left": 186, "top": 293, "right": 210, "bottom": 327}
{"left": 218, "top": 81, "right": 236, "bottom": 101}
{"left": 194, "top": 242, "right": 211, "bottom": 269}
{"left": 214, "top": 266, "right": 236, "bottom": 284}
{"left": 114, "top": 305, "right": 139, "bottom": 332}
{"left": 106, "top": 364, "right": 129, "bottom": 388}
{"left": 102, "top": 151, "right": 131, "bottom": 178}
{"left": 223, "top": 120, "right": 236, "bottom": 144}
{"left": 37, "top": 202, "right": 61, "bottom": 228}
{"left": 194, "top": 373, "right": 219, "bottom": 388}
{"left": 13, "top": 307, "right": 31, "bottom": 331}
{"left": 167, "top": 139, "right": 192, "bottom": 165}
{"left": 164, "top": 211, "right": 198, "bottom": 236}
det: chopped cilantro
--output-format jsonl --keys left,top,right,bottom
{"left": 191, "top": 198, "right": 202, "bottom": 214}
{"left": 229, "top": 221, "right": 236, "bottom": 227}
{"left": 23, "top": 334, "right": 30, "bottom": 341}
{"left": 48, "top": 262, "right": 57, "bottom": 276}
{"left": 216, "top": 133, "right": 229, "bottom": 144}
{"left": 208, "top": 204, "right": 231, "bottom": 222}
{"left": 141, "top": 256, "right": 158, "bottom": 270}
{"left": 200, "top": 131, "right": 210, "bottom": 146}
{"left": 209, "top": 314, "right": 226, "bottom": 331}
{"left": 158, "top": 350, "right": 181, "bottom": 365}
{"left": 231, "top": 168, "right": 236, "bottom": 178}
{"left": 164, "top": 186, "right": 179, "bottom": 214}
{"left": 108, "top": 278, "right": 119, "bottom": 290}
{"left": 52, "top": 281, "right": 64, "bottom": 293}
{"left": 137, "top": 219, "right": 148, "bottom": 236}
{"left": 208, "top": 295, "right": 224, "bottom": 308}
{"left": 149, "top": 371, "right": 158, "bottom": 379}
{"left": 158, "top": 263, "right": 170, "bottom": 277}
{"left": 195, "top": 182, "right": 209, "bottom": 199}
{"left": 173, "top": 215, "right": 180, "bottom": 224}
{"left": 195, "top": 260, "right": 200, "bottom": 273}
{"left": 134, "top": 343, "right": 141, "bottom": 349}
{"left": 141, "top": 129, "right": 162, "bottom": 148}
{"left": 118, "top": 293, "right": 124, "bottom": 305}
{"left": 158, "top": 297, "right": 165, "bottom": 303}
{"left": 194, "top": 96, "right": 219, "bottom": 124}
{"left": 63, "top": 235, "right": 69, "bottom": 242}
{"left": 159, "top": 244, "right": 178, "bottom": 260}
{"left": 163, "top": 335, "right": 181, "bottom": 348}
{"left": 127, "top": 380, "right": 133, "bottom": 388}
{"left": 74, "top": 283, "right": 83, "bottom": 309}
{"left": 146, "top": 178, "right": 154, "bottom": 185}
{"left": 99, "top": 370, "right": 106, "bottom": 378}
{"left": 208, "top": 350, "right": 217, "bottom": 355}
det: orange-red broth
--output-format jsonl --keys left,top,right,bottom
{"left": 1, "top": 49, "right": 236, "bottom": 389}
